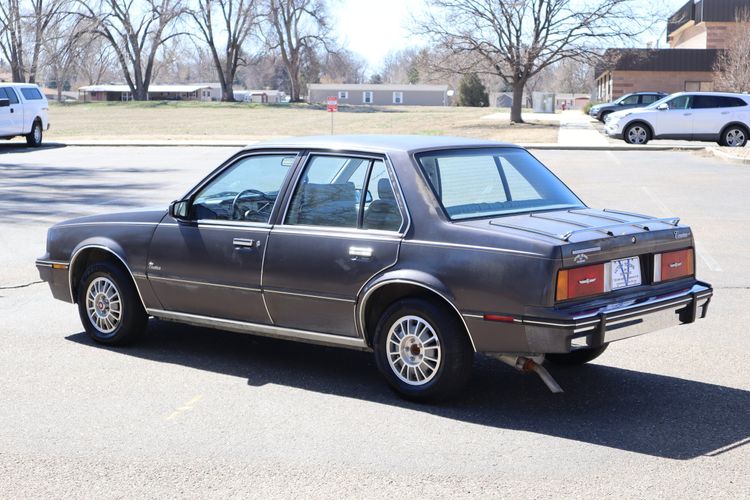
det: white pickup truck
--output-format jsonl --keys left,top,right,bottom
{"left": 0, "top": 83, "right": 50, "bottom": 147}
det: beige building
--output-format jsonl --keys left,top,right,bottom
{"left": 308, "top": 84, "right": 450, "bottom": 106}
{"left": 595, "top": 0, "right": 742, "bottom": 102}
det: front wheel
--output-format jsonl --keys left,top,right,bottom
{"left": 545, "top": 344, "right": 608, "bottom": 366}
{"left": 77, "top": 262, "right": 147, "bottom": 345}
{"left": 373, "top": 298, "right": 474, "bottom": 402}
{"left": 624, "top": 123, "right": 651, "bottom": 145}
{"left": 25, "top": 121, "right": 43, "bottom": 147}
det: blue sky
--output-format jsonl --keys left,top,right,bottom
{"left": 334, "top": 0, "right": 691, "bottom": 72}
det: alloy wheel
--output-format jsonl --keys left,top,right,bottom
{"left": 85, "top": 276, "right": 122, "bottom": 336}
{"left": 725, "top": 128, "right": 746, "bottom": 147}
{"left": 627, "top": 126, "right": 648, "bottom": 144}
{"left": 386, "top": 315, "right": 442, "bottom": 386}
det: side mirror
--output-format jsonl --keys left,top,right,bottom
{"left": 657, "top": 103, "right": 669, "bottom": 111}
{"left": 0, "top": 98, "right": 9, "bottom": 108}
{"left": 169, "top": 199, "right": 190, "bottom": 220}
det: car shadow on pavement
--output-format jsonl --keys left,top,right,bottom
{"left": 66, "top": 320, "right": 750, "bottom": 460}
{"left": 0, "top": 142, "right": 67, "bottom": 153}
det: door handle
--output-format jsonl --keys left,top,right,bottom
{"left": 683, "top": 113, "right": 692, "bottom": 116}
{"left": 233, "top": 238, "right": 256, "bottom": 248}
{"left": 721, "top": 111, "right": 730, "bottom": 115}
{"left": 349, "top": 246, "right": 373, "bottom": 259}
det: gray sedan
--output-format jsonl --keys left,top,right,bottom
{"left": 36, "top": 136, "right": 713, "bottom": 400}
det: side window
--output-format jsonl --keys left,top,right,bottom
{"left": 620, "top": 95, "right": 639, "bottom": 105}
{"left": 640, "top": 94, "right": 660, "bottom": 104}
{"left": 720, "top": 96, "right": 748, "bottom": 108}
{"left": 191, "top": 154, "right": 296, "bottom": 223}
{"left": 666, "top": 95, "right": 692, "bottom": 109}
{"left": 363, "top": 160, "right": 403, "bottom": 231}
{"left": 20, "top": 87, "right": 43, "bottom": 100}
{"left": 285, "top": 155, "right": 370, "bottom": 228}
{"left": 3, "top": 87, "right": 19, "bottom": 104}
{"left": 693, "top": 95, "right": 723, "bottom": 109}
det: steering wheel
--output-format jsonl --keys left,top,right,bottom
{"left": 230, "top": 189, "right": 271, "bottom": 220}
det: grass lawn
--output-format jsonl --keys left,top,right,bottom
{"left": 46, "top": 101, "right": 559, "bottom": 143}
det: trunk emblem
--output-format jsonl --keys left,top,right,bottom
{"left": 574, "top": 253, "right": 588, "bottom": 264}
{"left": 578, "top": 277, "right": 597, "bottom": 285}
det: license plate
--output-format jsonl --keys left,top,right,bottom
{"left": 611, "top": 257, "right": 641, "bottom": 290}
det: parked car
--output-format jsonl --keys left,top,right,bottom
{"left": 589, "top": 92, "right": 667, "bottom": 122}
{"left": 605, "top": 92, "right": 750, "bottom": 146}
{"left": 36, "top": 136, "right": 713, "bottom": 400}
{"left": 0, "top": 82, "right": 49, "bottom": 146}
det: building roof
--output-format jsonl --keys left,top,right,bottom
{"left": 595, "top": 48, "right": 720, "bottom": 77}
{"left": 78, "top": 84, "right": 217, "bottom": 93}
{"left": 308, "top": 83, "right": 449, "bottom": 92}
{"left": 243, "top": 134, "right": 516, "bottom": 154}
{"left": 668, "top": 0, "right": 747, "bottom": 39}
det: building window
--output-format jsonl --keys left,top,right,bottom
{"left": 338, "top": 91, "right": 348, "bottom": 99}
{"left": 363, "top": 91, "right": 373, "bottom": 104}
{"left": 685, "top": 81, "right": 713, "bottom": 92}
{"left": 393, "top": 91, "right": 403, "bottom": 104}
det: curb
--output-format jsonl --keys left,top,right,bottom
{"left": 708, "top": 147, "right": 750, "bottom": 165}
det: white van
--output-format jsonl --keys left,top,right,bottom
{"left": 0, "top": 83, "right": 50, "bottom": 147}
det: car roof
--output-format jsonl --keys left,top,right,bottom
{"left": 668, "top": 91, "right": 750, "bottom": 98}
{"left": 0, "top": 82, "right": 41, "bottom": 88}
{"left": 244, "top": 135, "right": 520, "bottom": 154}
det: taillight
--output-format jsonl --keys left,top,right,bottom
{"left": 654, "top": 248, "right": 694, "bottom": 282}
{"left": 556, "top": 263, "right": 605, "bottom": 301}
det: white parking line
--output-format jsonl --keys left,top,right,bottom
{"left": 640, "top": 186, "right": 722, "bottom": 272}
{"left": 605, "top": 150, "right": 621, "bottom": 165}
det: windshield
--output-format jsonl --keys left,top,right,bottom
{"left": 416, "top": 148, "right": 584, "bottom": 220}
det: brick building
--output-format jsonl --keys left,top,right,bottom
{"left": 594, "top": 0, "right": 745, "bottom": 102}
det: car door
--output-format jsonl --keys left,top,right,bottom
{"left": 262, "top": 153, "right": 407, "bottom": 337}
{"left": 691, "top": 95, "right": 734, "bottom": 140}
{"left": 5, "top": 87, "right": 24, "bottom": 134}
{"left": 653, "top": 94, "right": 694, "bottom": 138}
{"left": 146, "top": 152, "right": 299, "bottom": 324}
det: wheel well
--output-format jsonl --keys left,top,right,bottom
{"left": 720, "top": 122, "right": 749, "bottom": 137}
{"left": 69, "top": 248, "right": 132, "bottom": 303}
{"left": 361, "top": 282, "right": 473, "bottom": 349}
{"left": 624, "top": 120, "right": 654, "bottom": 137}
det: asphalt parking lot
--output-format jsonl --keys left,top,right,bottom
{"left": 1, "top": 144, "right": 748, "bottom": 498}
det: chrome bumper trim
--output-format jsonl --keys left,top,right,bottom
{"left": 35, "top": 259, "right": 69, "bottom": 269}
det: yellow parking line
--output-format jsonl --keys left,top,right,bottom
{"left": 163, "top": 394, "right": 204, "bottom": 421}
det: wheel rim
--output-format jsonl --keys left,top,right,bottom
{"left": 85, "top": 277, "right": 122, "bottom": 336}
{"left": 33, "top": 124, "right": 41, "bottom": 143}
{"left": 627, "top": 126, "right": 647, "bottom": 144}
{"left": 725, "top": 128, "right": 745, "bottom": 147}
{"left": 386, "top": 315, "right": 441, "bottom": 386}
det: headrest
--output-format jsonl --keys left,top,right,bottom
{"left": 377, "top": 177, "right": 395, "bottom": 200}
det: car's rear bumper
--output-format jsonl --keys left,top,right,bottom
{"left": 521, "top": 282, "right": 712, "bottom": 353}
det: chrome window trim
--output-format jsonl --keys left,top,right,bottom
{"left": 272, "top": 226, "right": 403, "bottom": 241}
{"left": 147, "top": 275, "right": 262, "bottom": 293}
{"left": 68, "top": 244, "right": 148, "bottom": 309}
{"left": 278, "top": 151, "right": 411, "bottom": 236}
{"left": 196, "top": 220, "right": 272, "bottom": 230}
{"left": 56, "top": 222, "right": 159, "bottom": 228}
{"left": 264, "top": 288, "right": 356, "bottom": 303}
{"left": 356, "top": 278, "right": 477, "bottom": 352}
{"left": 147, "top": 308, "right": 369, "bottom": 350}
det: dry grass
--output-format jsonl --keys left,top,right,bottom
{"left": 46, "top": 101, "right": 558, "bottom": 143}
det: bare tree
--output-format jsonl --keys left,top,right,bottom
{"left": 76, "top": 35, "right": 118, "bottom": 85}
{"left": 189, "top": 0, "right": 258, "bottom": 101}
{"left": 413, "top": 0, "right": 650, "bottom": 122}
{"left": 0, "top": 0, "right": 70, "bottom": 83}
{"left": 41, "top": 13, "right": 90, "bottom": 100}
{"left": 714, "top": 8, "right": 750, "bottom": 93}
{"left": 319, "top": 49, "right": 367, "bottom": 84}
{"left": 79, "top": 0, "right": 186, "bottom": 100}
{"left": 263, "top": 0, "right": 333, "bottom": 102}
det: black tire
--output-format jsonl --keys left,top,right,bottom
{"left": 77, "top": 262, "right": 147, "bottom": 346}
{"left": 720, "top": 125, "right": 748, "bottom": 147}
{"left": 25, "top": 120, "right": 43, "bottom": 147}
{"left": 624, "top": 122, "right": 651, "bottom": 145}
{"left": 599, "top": 111, "right": 611, "bottom": 123}
{"left": 546, "top": 344, "right": 608, "bottom": 366}
{"left": 373, "top": 297, "right": 474, "bottom": 402}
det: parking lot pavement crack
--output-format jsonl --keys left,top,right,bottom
{"left": 0, "top": 280, "right": 43, "bottom": 290}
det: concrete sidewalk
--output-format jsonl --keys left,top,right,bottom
{"left": 557, "top": 110, "right": 609, "bottom": 147}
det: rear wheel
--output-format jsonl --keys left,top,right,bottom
{"left": 77, "top": 262, "right": 147, "bottom": 345}
{"left": 546, "top": 344, "right": 608, "bottom": 366}
{"left": 25, "top": 120, "right": 43, "bottom": 147}
{"left": 720, "top": 125, "right": 747, "bottom": 147}
{"left": 373, "top": 298, "right": 473, "bottom": 402}
{"left": 624, "top": 123, "right": 651, "bottom": 145}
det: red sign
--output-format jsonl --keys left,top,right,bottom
{"left": 327, "top": 96, "right": 338, "bottom": 112}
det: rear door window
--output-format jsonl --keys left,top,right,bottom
{"left": 20, "top": 87, "right": 43, "bottom": 100}
{"left": 640, "top": 94, "right": 660, "bottom": 105}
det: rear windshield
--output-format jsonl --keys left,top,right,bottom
{"left": 416, "top": 148, "right": 584, "bottom": 220}
{"left": 20, "top": 87, "right": 43, "bottom": 100}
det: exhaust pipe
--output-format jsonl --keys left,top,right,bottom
{"left": 494, "top": 355, "right": 564, "bottom": 393}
